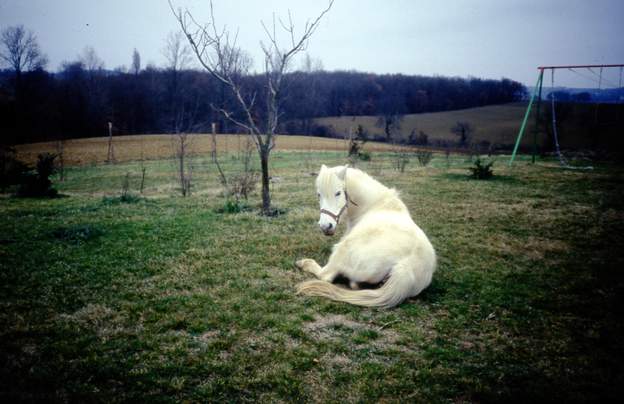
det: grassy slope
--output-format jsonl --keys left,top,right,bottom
{"left": 1, "top": 151, "right": 623, "bottom": 402}
{"left": 315, "top": 102, "right": 537, "bottom": 148}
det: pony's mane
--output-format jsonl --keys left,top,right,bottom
{"left": 320, "top": 166, "right": 405, "bottom": 213}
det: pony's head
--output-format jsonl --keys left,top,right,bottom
{"left": 316, "top": 164, "right": 348, "bottom": 236}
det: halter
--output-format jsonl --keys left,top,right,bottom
{"left": 320, "top": 188, "right": 358, "bottom": 224}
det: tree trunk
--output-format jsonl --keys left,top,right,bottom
{"left": 260, "top": 146, "right": 271, "bottom": 214}
{"left": 179, "top": 138, "right": 186, "bottom": 196}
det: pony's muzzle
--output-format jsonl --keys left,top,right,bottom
{"left": 319, "top": 221, "right": 335, "bottom": 236}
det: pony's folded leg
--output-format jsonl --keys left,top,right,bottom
{"left": 295, "top": 258, "right": 322, "bottom": 276}
{"left": 296, "top": 258, "right": 342, "bottom": 283}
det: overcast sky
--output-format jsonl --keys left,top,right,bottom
{"left": 1, "top": 0, "right": 623, "bottom": 86}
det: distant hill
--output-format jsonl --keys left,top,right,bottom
{"left": 314, "top": 100, "right": 624, "bottom": 152}
{"left": 537, "top": 87, "right": 624, "bottom": 103}
{"left": 314, "top": 103, "right": 531, "bottom": 149}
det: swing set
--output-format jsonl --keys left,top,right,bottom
{"left": 509, "top": 64, "right": 624, "bottom": 167}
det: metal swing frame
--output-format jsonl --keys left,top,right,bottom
{"left": 509, "top": 64, "right": 624, "bottom": 167}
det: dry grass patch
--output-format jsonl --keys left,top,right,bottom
{"left": 14, "top": 134, "right": 403, "bottom": 167}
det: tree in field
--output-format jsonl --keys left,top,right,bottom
{"left": 0, "top": 25, "right": 48, "bottom": 144}
{"left": 451, "top": 121, "right": 474, "bottom": 148}
{"left": 131, "top": 48, "right": 141, "bottom": 75}
{"left": 376, "top": 113, "right": 403, "bottom": 142}
{"left": 162, "top": 31, "right": 204, "bottom": 197}
{"left": 170, "top": 0, "right": 334, "bottom": 215}
{"left": 0, "top": 25, "right": 47, "bottom": 76}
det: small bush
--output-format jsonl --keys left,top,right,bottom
{"left": 102, "top": 172, "right": 143, "bottom": 204}
{"left": 358, "top": 151, "right": 371, "bottom": 161}
{"left": 1, "top": 147, "right": 29, "bottom": 191}
{"left": 311, "top": 124, "right": 335, "bottom": 138}
{"left": 348, "top": 126, "right": 367, "bottom": 157}
{"left": 102, "top": 194, "right": 143, "bottom": 205}
{"left": 392, "top": 150, "right": 410, "bottom": 173}
{"left": 408, "top": 130, "right": 429, "bottom": 146}
{"left": 215, "top": 199, "right": 250, "bottom": 214}
{"left": 17, "top": 153, "right": 58, "bottom": 197}
{"left": 52, "top": 224, "right": 104, "bottom": 244}
{"left": 469, "top": 158, "right": 494, "bottom": 179}
{"left": 416, "top": 150, "right": 433, "bottom": 167}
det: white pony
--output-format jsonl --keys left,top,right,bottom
{"left": 296, "top": 165, "right": 436, "bottom": 308}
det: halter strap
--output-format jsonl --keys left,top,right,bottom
{"left": 320, "top": 189, "right": 358, "bottom": 224}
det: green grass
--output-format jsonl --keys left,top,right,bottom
{"left": 1, "top": 151, "right": 623, "bottom": 402}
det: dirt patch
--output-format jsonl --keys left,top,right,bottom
{"left": 304, "top": 314, "right": 368, "bottom": 334}
{"left": 58, "top": 304, "right": 136, "bottom": 342}
{"left": 14, "top": 134, "right": 401, "bottom": 167}
{"left": 488, "top": 233, "right": 570, "bottom": 261}
{"left": 303, "top": 314, "right": 404, "bottom": 351}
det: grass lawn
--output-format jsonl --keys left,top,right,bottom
{"left": 1, "top": 150, "right": 623, "bottom": 402}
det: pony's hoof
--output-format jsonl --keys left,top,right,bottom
{"left": 295, "top": 259, "right": 307, "bottom": 270}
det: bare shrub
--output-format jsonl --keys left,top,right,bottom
{"left": 230, "top": 171, "right": 259, "bottom": 201}
{"left": 391, "top": 144, "right": 410, "bottom": 173}
{"left": 451, "top": 121, "right": 474, "bottom": 148}
{"left": 231, "top": 135, "right": 259, "bottom": 201}
{"left": 347, "top": 125, "right": 369, "bottom": 166}
{"left": 172, "top": 133, "right": 193, "bottom": 197}
{"left": 416, "top": 150, "right": 433, "bottom": 167}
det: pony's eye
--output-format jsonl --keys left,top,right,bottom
{"left": 335, "top": 191, "right": 341, "bottom": 197}
{"left": 317, "top": 193, "right": 321, "bottom": 199}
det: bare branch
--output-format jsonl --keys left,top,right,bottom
{"left": 169, "top": 0, "right": 333, "bottom": 212}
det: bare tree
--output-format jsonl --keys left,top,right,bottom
{"left": 131, "top": 48, "right": 141, "bottom": 75}
{"left": 162, "top": 31, "right": 193, "bottom": 72}
{"left": 0, "top": 25, "right": 47, "bottom": 76}
{"left": 211, "top": 122, "right": 228, "bottom": 188}
{"left": 162, "top": 32, "right": 201, "bottom": 197}
{"left": 80, "top": 46, "right": 105, "bottom": 74}
{"left": 170, "top": 0, "right": 334, "bottom": 215}
{"left": 172, "top": 132, "right": 193, "bottom": 197}
{"left": 79, "top": 46, "right": 107, "bottom": 106}
{"left": 376, "top": 114, "right": 403, "bottom": 142}
{"left": 162, "top": 31, "right": 198, "bottom": 134}
{"left": 451, "top": 121, "right": 474, "bottom": 148}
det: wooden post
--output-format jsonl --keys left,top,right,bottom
{"left": 107, "top": 121, "right": 114, "bottom": 163}
{"left": 211, "top": 122, "right": 217, "bottom": 163}
{"left": 56, "top": 139, "right": 65, "bottom": 181}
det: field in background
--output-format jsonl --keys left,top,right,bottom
{"left": 14, "top": 134, "right": 405, "bottom": 167}
{"left": 315, "top": 102, "right": 530, "bottom": 147}
{"left": 315, "top": 101, "right": 624, "bottom": 152}
{"left": 13, "top": 103, "right": 531, "bottom": 168}
{"left": 1, "top": 150, "right": 623, "bottom": 401}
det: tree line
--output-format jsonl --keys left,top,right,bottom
{"left": 0, "top": 26, "right": 526, "bottom": 146}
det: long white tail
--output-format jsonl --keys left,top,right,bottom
{"left": 296, "top": 261, "right": 433, "bottom": 309}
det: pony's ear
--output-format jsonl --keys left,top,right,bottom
{"left": 320, "top": 164, "right": 327, "bottom": 172}
{"left": 336, "top": 165, "right": 348, "bottom": 181}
